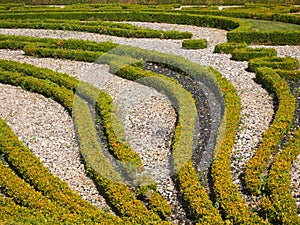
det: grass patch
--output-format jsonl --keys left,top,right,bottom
{"left": 244, "top": 19, "right": 300, "bottom": 31}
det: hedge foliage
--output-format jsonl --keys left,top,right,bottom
{"left": 0, "top": 0, "right": 300, "bottom": 5}
{"left": 115, "top": 65, "right": 224, "bottom": 224}
{"left": 0, "top": 19, "right": 193, "bottom": 39}
{"left": 244, "top": 67, "right": 296, "bottom": 195}
{"left": 210, "top": 68, "right": 268, "bottom": 225}
{"left": 182, "top": 39, "right": 208, "bottom": 49}
{"left": 214, "top": 42, "right": 248, "bottom": 54}
{"left": 1, "top": 60, "right": 169, "bottom": 224}
{"left": 72, "top": 95, "right": 170, "bottom": 224}
{"left": 231, "top": 47, "right": 277, "bottom": 61}
{"left": 0, "top": 93, "right": 122, "bottom": 224}
{"left": 248, "top": 56, "right": 300, "bottom": 72}
{"left": 260, "top": 127, "right": 300, "bottom": 225}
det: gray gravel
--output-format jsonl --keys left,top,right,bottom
{"left": 0, "top": 23, "right": 299, "bottom": 218}
{"left": 0, "top": 83, "right": 112, "bottom": 212}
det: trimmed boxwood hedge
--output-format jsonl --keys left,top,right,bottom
{"left": 0, "top": 19, "right": 193, "bottom": 39}
{"left": 214, "top": 42, "right": 248, "bottom": 54}
{"left": 114, "top": 65, "right": 224, "bottom": 224}
{"left": 182, "top": 39, "right": 208, "bottom": 49}
{"left": 244, "top": 67, "right": 296, "bottom": 195}
{"left": 260, "top": 127, "right": 300, "bottom": 225}
{"left": 231, "top": 47, "right": 277, "bottom": 61}
{"left": 0, "top": 63, "right": 171, "bottom": 224}
{"left": 209, "top": 67, "right": 268, "bottom": 225}
{"left": 248, "top": 56, "right": 300, "bottom": 72}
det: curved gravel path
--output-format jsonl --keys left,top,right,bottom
{"left": 0, "top": 23, "right": 299, "bottom": 215}
{"left": 0, "top": 83, "right": 111, "bottom": 211}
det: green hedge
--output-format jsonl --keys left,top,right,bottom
{"left": 214, "top": 42, "right": 248, "bottom": 54}
{"left": 72, "top": 96, "right": 169, "bottom": 224}
{"left": 0, "top": 62, "right": 172, "bottom": 224}
{"left": 227, "top": 30, "right": 300, "bottom": 45}
{"left": 248, "top": 56, "right": 300, "bottom": 72}
{"left": 0, "top": 87, "right": 122, "bottom": 224}
{"left": 231, "top": 47, "right": 277, "bottom": 61}
{"left": 275, "top": 69, "right": 300, "bottom": 81}
{"left": 210, "top": 68, "right": 268, "bottom": 225}
{"left": 182, "top": 39, "right": 208, "bottom": 49}
{"left": 115, "top": 65, "right": 224, "bottom": 224}
{"left": 0, "top": 11, "right": 240, "bottom": 31}
{"left": 0, "top": 159, "right": 83, "bottom": 224}
{"left": 260, "top": 127, "right": 300, "bottom": 224}
{"left": 0, "top": 196, "right": 75, "bottom": 224}
{"left": 0, "top": 19, "right": 193, "bottom": 39}
{"left": 244, "top": 67, "right": 296, "bottom": 195}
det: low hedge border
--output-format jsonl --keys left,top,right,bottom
{"left": 210, "top": 67, "right": 268, "bottom": 224}
{"left": 244, "top": 67, "right": 296, "bottom": 195}
{"left": 227, "top": 30, "right": 300, "bottom": 45}
{"left": 0, "top": 60, "right": 171, "bottom": 222}
{"left": 248, "top": 56, "right": 300, "bottom": 73}
{"left": 0, "top": 158, "right": 83, "bottom": 224}
{"left": 72, "top": 95, "right": 169, "bottom": 224}
{"left": 0, "top": 76, "right": 122, "bottom": 224}
{"left": 0, "top": 195, "right": 75, "bottom": 224}
{"left": 179, "top": 7, "right": 300, "bottom": 25}
{"left": 182, "top": 39, "right": 208, "bottom": 49}
{"left": 0, "top": 19, "right": 193, "bottom": 39}
{"left": 260, "top": 127, "right": 300, "bottom": 224}
{"left": 275, "top": 69, "right": 300, "bottom": 81}
{"left": 115, "top": 65, "right": 224, "bottom": 224}
{"left": 214, "top": 42, "right": 248, "bottom": 54}
{"left": 0, "top": 9, "right": 298, "bottom": 45}
{"left": 231, "top": 47, "right": 277, "bottom": 61}
{"left": 0, "top": 11, "right": 240, "bottom": 32}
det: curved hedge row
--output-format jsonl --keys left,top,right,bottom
{"left": 0, "top": 61, "right": 170, "bottom": 224}
{"left": 0, "top": 19, "right": 193, "bottom": 39}
{"left": 260, "top": 127, "right": 300, "bottom": 224}
{"left": 114, "top": 65, "right": 224, "bottom": 224}
{"left": 214, "top": 42, "right": 248, "bottom": 54}
{"left": 248, "top": 56, "right": 300, "bottom": 72}
{"left": 0, "top": 70, "right": 123, "bottom": 224}
{"left": 231, "top": 47, "right": 277, "bottom": 61}
{"left": 210, "top": 67, "right": 268, "bottom": 225}
{"left": 0, "top": 8, "right": 299, "bottom": 45}
{"left": 244, "top": 67, "right": 296, "bottom": 195}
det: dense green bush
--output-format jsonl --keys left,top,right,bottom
{"left": 244, "top": 67, "right": 296, "bottom": 195}
{"left": 182, "top": 39, "right": 208, "bottom": 49}
{"left": 115, "top": 65, "right": 224, "bottom": 224}
{"left": 260, "top": 127, "right": 300, "bottom": 224}
{"left": 214, "top": 42, "right": 248, "bottom": 54}
{"left": 0, "top": 71, "right": 123, "bottom": 224}
{"left": 227, "top": 30, "right": 300, "bottom": 45}
{"left": 73, "top": 96, "right": 169, "bottom": 224}
{"left": 248, "top": 56, "right": 300, "bottom": 72}
{"left": 231, "top": 47, "right": 277, "bottom": 61}
{"left": 275, "top": 69, "right": 300, "bottom": 81}
{"left": 210, "top": 68, "right": 268, "bottom": 225}
{"left": 0, "top": 19, "right": 193, "bottom": 39}
{"left": 0, "top": 61, "right": 170, "bottom": 224}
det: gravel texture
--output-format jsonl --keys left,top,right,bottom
{"left": 0, "top": 23, "right": 299, "bottom": 218}
{"left": 0, "top": 83, "right": 112, "bottom": 212}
